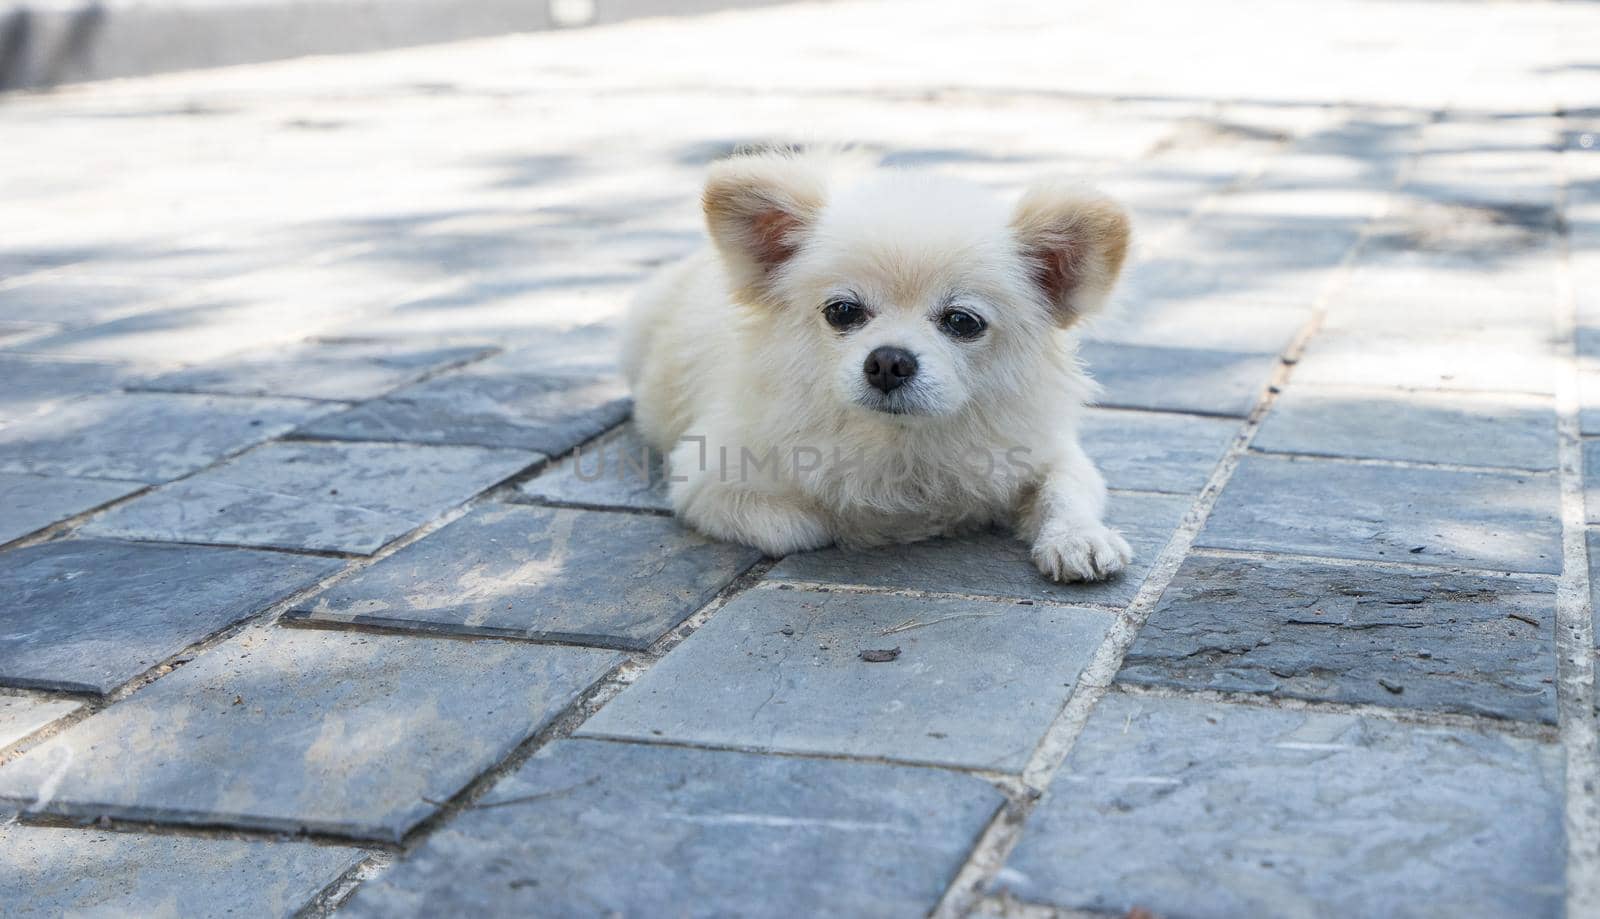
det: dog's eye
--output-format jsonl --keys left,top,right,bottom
{"left": 940, "top": 309, "right": 987, "bottom": 339}
{"left": 823, "top": 299, "right": 868, "bottom": 331}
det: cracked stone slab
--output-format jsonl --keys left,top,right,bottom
{"left": 1118, "top": 554, "right": 1557, "bottom": 722}
{"left": 579, "top": 588, "right": 1113, "bottom": 771}
{"left": 0, "top": 824, "right": 365, "bottom": 918}
{"left": 0, "top": 393, "right": 332, "bottom": 483}
{"left": 342, "top": 738, "right": 1002, "bottom": 919}
{"left": 1254, "top": 384, "right": 1556, "bottom": 470}
{"left": 136, "top": 338, "right": 497, "bottom": 401}
{"left": 1080, "top": 409, "right": 1238, "bottom": 493}
{"left": 295, "top": 371, "right": 630, "bottom": 454}
{"left": 0, "top": 472, "right": 144, "bottom": 545}
{"left": 287, "top": 504, "right": 759, "bottom": 650}
{"left": 998, "top": 694, "right": 1564, "bottom": 919}
{"left": 0, "top": 695, "right": 81, "bottom": 749}
{"left": 517, "top": 421, "right": 669, "bottom": 512}
{"left": 0, "top": 354, "right": 130, "bottom": 422}
{"left": 1198, "top": 454, "right": 1561, "bottom": 574}
{"left": 81, "top": 441, "right": 537, "bottom": 554}
{"left": 0, "top": 539, "right": 339, "bottom": 694}
{"left": 0, "top": 629, "right": 621, "bottom": 842}
{"left": 769, "top": 491, "right": 1190, "bottom": 607}
{"left": 1079, "top": 341, "right": 1279, "bottom": 417}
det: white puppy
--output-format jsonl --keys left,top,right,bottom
{"left": 622, "top": 151, "right": 1133, "bottom": 582}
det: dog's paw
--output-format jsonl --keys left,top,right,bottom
{"left": 1031, "top": 527, "right": 1133, "bottom": 582}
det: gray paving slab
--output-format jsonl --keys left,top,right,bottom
{"left": 0, "top": 278, "right": 176, "bottom": 325}
{"left": 0, "top": 825, "right": 365, "bottom": 919}
{"left": 1253, "top": 384, "right": 1556, "bottom": 470}
{"left": 81, "top": 441, "right": 537, "bottom": 554}
{"left": 1198, "top": 454, "right": 1561, "bottom": 574}
{"left": 136, "top": 338, "right": 497, "bottom": 401}
{"left": 0, "top": 392, "right": 331, "bottom": 483}
{"left": 1581, "top": 442, "right": 1600, "bottom": 525}
{"left": 0, "top": 472, "right": 144, "bottom": 545}
{"left": 768, "top": 491, "right": 1191, "bottom": 607}
{"left": 1590, "top": 528, "right": 1600, "bottom": 649}
{"left": 1079, "top": 341, "right": 1279, "bottom": 417}
{"left": 0, "top": 695, "right": 81, "bottom": 749}
{"left": 470, "top": 323, "right": 621, "bottom": 377}
{"left": 1080, "top": 409, "right": 1239, "bottom": 494}
{"left": 0, "top": 354, "right": 130, "bottom": 422}
{"left": 998, "top": 693, "right": 1564, "bottom": 919}
{"left": 287, "top": 504, "right": 760, "bottom": 650}
{"left": 579, "top": 587, "right": 1113, "bottom": 771}
{"left": 341, "top": 738, "right": 1003, "bottom": 918}
{"left": 295, "top": 371, "right": 630, "bottom": 454}
{"left": 0, "top": 539, "right": 339, "bottom": 694}
{"left": 0, "top": 629, "right": 621, "bottom": 842}
{"left": 1293, "top": 327, "right": 1557, "bottom": 394}
{"left": 1118, "top": 554, "right": 1557, "bottom": 722}
{"left": 517, "top": 421, "right": 668, "bottom": 512}
{"left": 1086, "top": 300, "right": 1311, "bottom": 354}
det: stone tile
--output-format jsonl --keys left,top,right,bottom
{"left": 295, "top": 372, "right": 630, "bottom": 454}
{"left": 1293, "top": 327, "right": 1557, "bottom": 394}
{"left": 517, "top": 421, "right": 668, "bottom": 512}
{"left": 470, "top": 323, "right": 621, "bottom": 377}
{"left": 0, "top": 473, "right": 143, "bottom": 545}
{"left": 0, "top": 278, "right": 177, "bottom": 325}
{"left": 0, "top": 695, "right": 81, "bottom": 749}
{"left": 1199, "top": 454, "right": 1561, "bottom": 574}
{"left": 136, "top": 338, "right": 496, "bottom": 401}
{"left": 1581, "top": 443, "right": 1600, "bottom": 525}
{"left": 1087, "top": 300, "right": 1310, "bottom": 355}
{"left": 0, "top": 393, "right": 331, "bottom": 483}
{"left": 0, "top": 539, "right": 339, "bottom": 694}
{"left": 341, "top": 738, "right": 1003, "bottom": 919}
{"left": 0, "top": 629, "right": 621, "bottom": 842}
{"left": 0, "top": 825, "right": 364, "bottom": 919}
{"left": 769, "top": 492, "right": 1191, "bottom": 607}
{"left": 288, "top": 504, "right": 759, "bottom": 650}
{"left": 1080, "top": 409, "right": 1238, "bottom": 494}
{"left": 1079, "top": 341, "right": 1279, "bottom": 417}
{"left": 1591, "top": 529, "right": 1600, "bottom": 647}
{"left": 579, "top": 588, "right": 1113, "bottom": 771}
{"left": 1119, "top": 554, "right": 1557, "bottom": 722}
{"left": 82, "top": 441, "right": 537, "bottom": 554}
{"left": 0, "top": 354, "right": 129, "bottom": 422}
{"left": 999, "top": 694, "right": 1564, "bottom": 919}
{"left": 1253, "top": 384, "right": 1556, "bottom": 470}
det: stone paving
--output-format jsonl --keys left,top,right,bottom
{"left": 1, "top": 0, "right": 1599, "bottom": 916}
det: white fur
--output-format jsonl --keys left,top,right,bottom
{"left": 622, "top": 152, "right": 1133, "bottom": 582}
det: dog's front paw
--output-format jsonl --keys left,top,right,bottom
{"left": 1031, "top": 527, "right": 1133, "bottom": 582}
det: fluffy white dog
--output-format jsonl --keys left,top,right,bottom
{"left": 622, "top": 151, "right": 1133, "bottom": 582}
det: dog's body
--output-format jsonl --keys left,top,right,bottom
{"left": 623, "top": 152, "right": 1134, "bottom": 582}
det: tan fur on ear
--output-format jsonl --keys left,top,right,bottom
{"left": 703, "top": 152, "right": 830, "bottom": 307}
{"left": 1011, "top": 182, "right": 1132, "bottom": 328}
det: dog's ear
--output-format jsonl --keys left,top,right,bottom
{"left": 1011, "top": 182, "right": 1131, "bottom": 328}
{"left": 703, "top": 153, "right": 829, "bottom": 306}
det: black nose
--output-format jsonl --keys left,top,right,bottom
{"left": 863, "top": 346, "right": 918, "bottom": 393}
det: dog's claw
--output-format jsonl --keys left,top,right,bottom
{"left": 1032, "top": 527, "right": 1133, "bottom": 582}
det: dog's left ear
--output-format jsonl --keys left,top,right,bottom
{"left": 1011, "top": 183, "right": 1132, "bottom": 328}
{"left": 703, "top": 153, "right": 830, "bottom": 307}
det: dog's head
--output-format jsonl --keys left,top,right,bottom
{"left": 703, "top": 151, "right": 1130, "bottom": 420}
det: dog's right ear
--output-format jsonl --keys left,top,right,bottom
{"left": 703, "top": 153, "right": 828, "bottom": 306}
